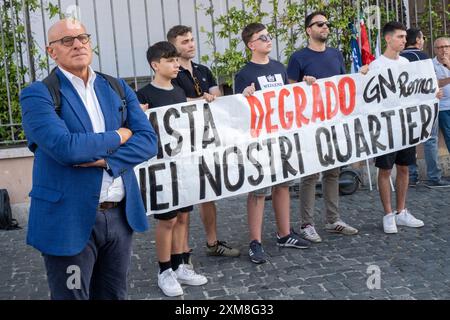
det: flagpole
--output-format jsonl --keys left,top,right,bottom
{"left": 376, "top": 0, "right": 381, "bottom": 55}
{"left": 444, "top": 0, "right": 447, "bottom": 35}
{"left": 365, "top": 159, "right": 373, "bottom": 191}
{"left": 386, "top": 0, "right": 389, "bottom": 21}
{"left": 366, "top": 0, "right": 372, "bottom": 47}
{"left": 395, "top": 0, "right": 399, "bottom": 21}
{"left": 400, "top": 0, "right": 404, "bottom": 25}
{"left": 403, "top": 0, "right": 410, "bottom": 28}
{"left": 429, "top": 0, "right": 434, "bottom": 57}
{"left": 364, "top": 0, "right": 383, "bottom": 192}
{"left": 414, "top": 0, "right": 418, "bottom": 27}
{"left": 353, "top": 1, "right": 375, "bottom": 191}
{"left": 357, "top": 0, "right": 362, "bottom": 59}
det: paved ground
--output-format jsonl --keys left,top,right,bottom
{"left": 1, "top": 184, "right": 449, "bottom": 300}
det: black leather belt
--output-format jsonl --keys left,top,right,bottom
{"left": 98, "top": 201, "right": 121, "bottom": 210}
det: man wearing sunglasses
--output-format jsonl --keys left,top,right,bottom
{"left": 20, "top": 19, "right": 157, "bottom": 299}
{"left": 167, "top": 25, "right": 240, "bottom": 259}
{"left": 433, "top": 37, "right": 450, "bottom": 154}
{"left": 236, "top": 23, "right": 310, "bottom": 265}
{"left": 287, "top": 11, "right": 359, "bottom": 243}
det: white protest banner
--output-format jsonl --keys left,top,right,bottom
{"left": 135, "top": 60, "right": 438, "bottom": 214}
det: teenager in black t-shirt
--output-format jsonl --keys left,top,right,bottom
{"left": 173, "top": 62, "right": 218, "bottom": 99}
{"left": 167, "top": 25, "right": 240, "bottom": 258}
{"left": 137, "top": 80, "right": 186, "bottom": 108}
{"left": 168, "top": 26, "right": 221, "bottom": 101}
{"left": 235, "top": 23, "right": 310, "bottom": 265}
{"left": 137, "top": 41, "right": 207, "bottom": 297}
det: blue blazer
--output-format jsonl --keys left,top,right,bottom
{"left": 20, "top": 68, "right": 158, "bottom": 256}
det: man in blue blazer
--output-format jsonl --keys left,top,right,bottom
{"left": 20, "top": 19, "right": 157, "bottom": 300}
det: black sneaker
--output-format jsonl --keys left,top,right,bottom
{"left": 425, "top": 179, "right": 450, "bottom": 188}
{"left": 248, "top": 240, "right": 267, "bottom": 264}
{"left": 206, "top": 240, "right": 240, "bottom": 257}
{"left": 277, "top": 230, "right": 309, "bottom": 249}
{"left": 409, "top": 179, "right": 418, "bottom": 187}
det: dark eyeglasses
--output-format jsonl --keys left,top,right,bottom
{"left": 436, "top": 45, "right": 450, "bottom": 50}
{"left": 49, "top": 33, "right": 91, "bottom": 47}
{"left": 249, "top": 34, "right": 273, "bottom": 43}
{"left": 308, "top": 21, "right": 332, "bottom": 28}
{"left": 193, "top": 76, "right": 203, "bottom": 97}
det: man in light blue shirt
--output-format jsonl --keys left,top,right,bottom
{"left": 433, "top": 37, "right": 450, "bottom": 153}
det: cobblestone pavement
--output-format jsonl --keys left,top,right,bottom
{"left": 1, "top": 185, "right": 449, "bottom": 300}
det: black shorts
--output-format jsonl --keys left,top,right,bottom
{"left": 153, "top": 205, "right": 193, "bottom": 220}
{"left": 375, "top": 146, "right": 416, "bottom": 170}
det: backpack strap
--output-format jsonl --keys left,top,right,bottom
{"left": 41, "top": 68, "right": 128, "bottom": 126}
{"left": 35, "top": 69, "right": 128, "bottom": 153}
{"left": 412, "top": 51, "right": 421, "bottom": 61}
{"left": 95, "top": 71, "right": 127, "bottom": 126}
{"left": 42, "top": 67, "right": 62, "bottom": 116}
{"left": 42, "top": 68, "right": 127, "bottom": 116}
{"left": 95, "top": 71, "right": 126, "bottom": 102}
{"left": 30, "top": 68, "right": 61, "bottom": 153}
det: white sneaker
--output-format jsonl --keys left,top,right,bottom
{"left": 175, "top": 264, "right": 208, "bottom": 286}
{"left": 383, "top": 213, "right": 398, "bottom": 234}
{"left": 395, "top": 209, "right": 424, "bottom": 228}
{"left": 300, "top": 225, "right": 322, "bottom": 243}
{"left": 158, "top": 268, "right": 183, "bottom": 297}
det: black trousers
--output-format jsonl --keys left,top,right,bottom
{"left": 43, "top": 204, "right": 133, "bottom": 300}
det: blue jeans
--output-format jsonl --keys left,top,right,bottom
{"left": 409, "top": 119, "right": 441, "bottom": 182}
{"left": 43, "top": 204, "right": 133, "bottom": 300}
{"left": 439, "top": 110, "right": 450, "bottom": 153}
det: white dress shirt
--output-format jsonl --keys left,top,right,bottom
{"left": 59, "top": 66, "right": 125, "bottom": 203}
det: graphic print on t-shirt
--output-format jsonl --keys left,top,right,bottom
{"left": 257, "top": 74, "right": 284, "bottom": 90}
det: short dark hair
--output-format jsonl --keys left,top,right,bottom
{"left": 241, "top": 22, "right": 266, "bottom": 47}
{"left": 406, "top": 28, "right": 423, "bottom": 46}
{"left": 167, "top": 25, "right": 192, "bottom": 43}
{"left": 382, "top": 21, "right": 406, "bottom": 37}
{"left": 305, "top": 11, "right": 328, "bottom": 30}
{"left": 146, "top": 41, "right": 179, "bottom": 70}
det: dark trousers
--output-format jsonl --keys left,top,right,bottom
{"left": 43, "top": 205, "right": 133, "bottom": 300}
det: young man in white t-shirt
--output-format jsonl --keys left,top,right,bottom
{"left": 361, "top": 22, "right": 425, "bottom": 234}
